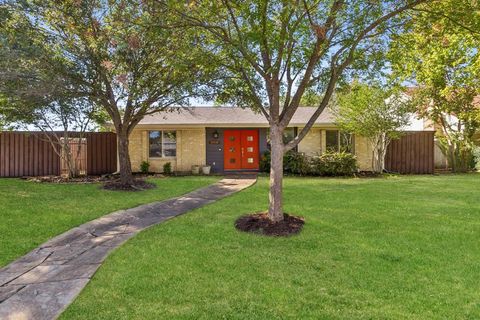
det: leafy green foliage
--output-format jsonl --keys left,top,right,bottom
{"left": 163, "top": 162, "right": 172, "bottom": 175}
{"left": 260, "top": 150, "right": 357, "bottom": 176}
{"left": 140, "top": 161, "right": 150, "bottom": 174}
{"left": 335, "top": 83, "right": 412, "bottom": 141}
{"left": 388, "top": 0, "right": 480, "bottom": 172}
{"left": 310, "top": 151, "right": 358, "bottom": 176}
{"left": 334, "top": 83, "right": 411, "bottom": 172}
{"left": 0, "top": 0, "right": 215, "bottom": 183}
{"left": 259, "top": 151, "right": 271, "bottom": 173}
{"left": 283, "top": 150, "right": 312, "bottom": 176}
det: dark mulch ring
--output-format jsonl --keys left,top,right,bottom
{"left": 23, "top": 175, "right": 111, "bottom": 184}
{"left": 102, "top": 179, "right": 157, "bottom": 191}
{"left": 235, "top": 212, "right": 305, "bottom": 237}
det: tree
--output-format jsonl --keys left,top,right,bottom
{"left": 0, "top": 0, "right": 211, "bottom": 186}
{"left": 334, "top": 83, "right": 411, "bottom": 173}
{"left": 389, "top": 0, "right": 480, "bottom": 172}
{"left": 166, "top": 0, "right": 432, "bottom": 222}
{"left": 0, "top": 97, "right": 98, "bottom": 178}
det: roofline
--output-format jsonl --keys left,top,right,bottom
{"left": 133, "top": 123, "right": 338, "bottom": 129}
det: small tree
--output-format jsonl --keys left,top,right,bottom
{"left": 334, "top": 83, "right": 411, "bottom": 173}
{"left": 0, "top": 98, "right": 98, "bottom": 178}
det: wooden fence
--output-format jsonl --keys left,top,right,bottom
{"left": 0, "top": 132, "right": 117, "bottom": 177}
{"left": 385, "top": 131, "right": 435, "bottom": 174}
{"left": 87, "top": 132, "right": 117, "bottom": 175}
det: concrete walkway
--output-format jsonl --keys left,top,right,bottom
{"left": 0, "top": 176, "right": 256, "bottom": 320}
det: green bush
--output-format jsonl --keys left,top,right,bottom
{"left": 260, "top": 151, "right": 271, "bottom": 172}
{"left": 472, "top": 146, "right": 480, "bottom": 171}
{"left": 163, "top": 162, "right": 172, "bottom": 175}
{"left": 311, "top": 151, "right": 358, "bottom": 176}
{"left": 260, "top": 150, "right": 357, "bottom": 176}
{"left": 140, "top": 161, "right": 150, "bottom": 174}
{"left": 260, "top": 150, "right": 310, "bottom": 175}
{"left": 283, "top": 150, "right": 311, "bottom": 175}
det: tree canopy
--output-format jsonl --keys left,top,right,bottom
{"left": 388, "top": 0, "right": 480, "bottom": 171}
{"left": 166, "top": 0, "right": 432, "bottom": 220}
{"left": 0, "top": 0, "right": 214, "bottom": 185}
{"left": 334, "top": 83, "right": 412, "bottom": 172}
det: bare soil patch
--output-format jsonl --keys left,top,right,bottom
{"left": 235, "top": 212, "right": 304, "bottom": 237}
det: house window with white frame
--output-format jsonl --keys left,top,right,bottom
{"left": 149, "top": 131, "right": 177, "bottom": 158}
{"left": 325, "top": 130, "right": 354, "bottom": 153}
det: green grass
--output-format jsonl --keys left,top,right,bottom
{"left": 0, "top": 176, "right": 219, "bottom": 268}
{"left": 62, "top": 174, "right": 480, "bottom": 319}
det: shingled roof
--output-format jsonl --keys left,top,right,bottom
{"left": 138, "top": 107, "right": 335, "bottom": 127}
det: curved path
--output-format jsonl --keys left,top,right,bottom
{"left": 0, "top": 176, "right": 256, "bottom": 320}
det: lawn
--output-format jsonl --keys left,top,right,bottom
{"left": 62, "top": 174, "right": 480, "bottom": 319}
{"left": 0, "top": 176, "right": 219, "bottom": 268}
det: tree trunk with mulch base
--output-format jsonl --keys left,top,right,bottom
{"left": 235, "top": 212, "right": 304, "bottom": 237}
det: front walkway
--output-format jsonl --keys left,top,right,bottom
{"left": 0, "top": 176, "right": 256, "bottom": 320}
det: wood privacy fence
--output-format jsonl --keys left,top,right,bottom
{"left": 385, "top": 131, "right": 435, "bottom": 174}
{"left": 0, "top": 132, "right": 117, "bottom": 177}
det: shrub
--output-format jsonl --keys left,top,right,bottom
{"left": 283, "top": 150, "right": 311, "bottom": 175}
{"left": 260, "top": 151, "right": 271, "bottom": 172}
{"left": 260, "top": 150, "right": 357, "bottom": 176}
{"left": 163, "top": 162, "right": 172, "bottom": 174}
{"left": 311, "top": 151, "right": 358, "bottom": 176}
{"left": 140, "top": 161, "right": 150, "bottom": 174}
{"left": 473, "top": 146, "right": 480, "bottom": 171}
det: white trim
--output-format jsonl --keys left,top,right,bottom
{"left": 148, "top": 130, "right": 177, "bottom": 159}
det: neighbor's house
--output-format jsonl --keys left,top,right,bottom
{"left": 128, "top": 107, "right": 432, "bottom": 173}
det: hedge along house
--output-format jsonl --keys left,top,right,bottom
{"left": 128, "top": 107, "right": 433, "bottom": 174}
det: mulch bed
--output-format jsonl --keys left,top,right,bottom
{"left": 23, "top": 175, "right": 110, "bottom": 184}
{"left": 235, "top": 212, "right": 304, "bottom": 237}
{"left": 102, "top": 179, "right": 156, "bottom": 191}
{"left": 23, "top": 175, "right": 157, "bottom": 191}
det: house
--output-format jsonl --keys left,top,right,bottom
{"left": 128, "top": 107, "right": 433, "bottom": 174}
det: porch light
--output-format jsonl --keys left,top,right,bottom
{"left": 212, "top": 130, "right": 219, "bottom": 139}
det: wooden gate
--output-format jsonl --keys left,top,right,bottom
{"left": 0, "top": 132, "right": 117, "bottom": 177}
{"left": 385, "top": 131, "right": 435, "bottom": 174}
{"left": 60, "top": 138, "right": 87, "bottom": 176}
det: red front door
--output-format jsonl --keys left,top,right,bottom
{"left": 224, "top": 130, "right": 242, "bottom": 170}
{"left": 240, "top": 130, "right": 259, "bottom": 169}
{"left": 224, "top": 129, "right": 259, "bottom": 170}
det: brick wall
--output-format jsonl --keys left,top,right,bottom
{"left": 297, "top": 128, "right": 374, "bottom": 171}
{"left": 129, "top": 128, "right": 206, "bottom": 173}
{"left": 354, "top": 136, "right": 373, "bottom": 171}
{"left": 130, "top": 127, "right": 375, "bottom": 172}
{"left": 298, "top": 128, "right": 322, "bottom": 156}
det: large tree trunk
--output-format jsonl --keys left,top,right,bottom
{"left": 268, "top": 126, "right": 285, "bottom": 222}
{"left": 117, "top": 129, "right": 134, "bottom": 186}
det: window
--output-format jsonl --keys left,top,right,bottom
{"left": 325, "top": 130, "right": 354, "bottom": 153}
{"left": 326, "top": 130, "right": 339, "bottom": 151}
{"left": 149, "top": 131, "right": 176, "bottom": 157}
{"left": 282, "top": 128, "right": 296, "bottom": 144}
{"left": 266, "top": 127, "right": 298, "bottom": 151}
